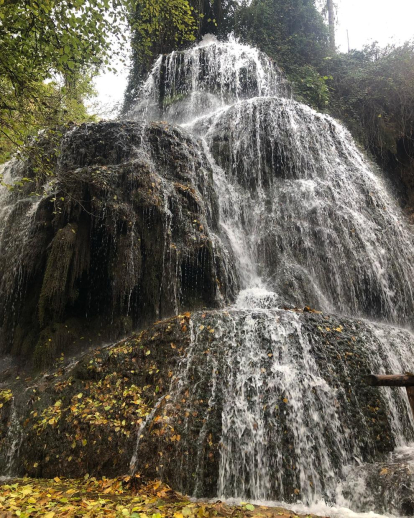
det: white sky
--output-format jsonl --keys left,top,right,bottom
{"left": 336, "top": 0, "right": 414, "bottom": 51}
{"left": 92, "top": 0, "right": 414, "bottom": 117}
{"left": 91, "top": 67, "right": 130, "bottom": 119}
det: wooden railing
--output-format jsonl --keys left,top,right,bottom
{"left": 365, "top": 374, "right": 414, "bottom": 417}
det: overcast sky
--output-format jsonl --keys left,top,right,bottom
{"left": 336, "top": 0, "right": 414, "bottom": 51}
{"left": 92, "top": 0, "right": 414, "bottom": 117}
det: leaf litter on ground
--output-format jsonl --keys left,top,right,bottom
{"left": 0, "top": 477, "right": 324, "bottom": 518}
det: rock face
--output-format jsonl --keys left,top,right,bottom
{"left": 0, "top": 121, "right": 234, "bottom": 366}
{"left": 341, "top": 446, "right": 414, "bottom": 516}
{"left": 1, "top": 308, "right": 414, "bottom": 510}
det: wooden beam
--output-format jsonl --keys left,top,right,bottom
{"left": 364, "top": 374, "right": 414, "bottom": 387}
{"left": 365, "top": 374, "right": 414, "bottom": 420}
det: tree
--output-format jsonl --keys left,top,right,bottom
{"left": 326, "top": 0, "right": 336, "bottom": 53}
{"left": 235, "top": 0, "right": 329, "bottom": 71}
{"left": 234, "top": 0, "right": 330, "bottom": 109}
{"left": 322, "top": 42, "right": 414, "bottom": 210}
{"left": 0, "top": 0, "right": 130, "bottom": 163}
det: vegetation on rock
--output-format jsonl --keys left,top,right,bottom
{"left": 0, "top": 309, "right": 399, "bottom": 498}
{"left": 321, "top": 42, "right": 414, "bottom": 213}
{"left": 0, "top": 122, "right": 233, "bottom": 366}
{"left": 0, "top": 0, "right": 129, "bottom": 163}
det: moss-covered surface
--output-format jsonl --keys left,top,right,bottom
{"left": 0, "top": 121, "right": 235, "bottom": 368}
{"left": 1, "top": 307, "right": 412, "bottom": 507}
{"left": 0, "top": 477, "right": 324, "bottom": 518}
{"left": 14, "top": 313, "right": 192, "bottom": 479}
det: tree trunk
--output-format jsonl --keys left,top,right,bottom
{"left": 327, "top": 0, "right": 336, "bottom": 54}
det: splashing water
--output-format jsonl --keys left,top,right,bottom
{"left": 129, "top": 394, "right": 167, "bottom": 474}
{"left": 0, "top": 399, "right": 23, "bottom": 478}
{"left": 125, "top": 35, "right": 414, "bottom": 516}
{"left": 127, "top": 35, "right": 289, "bottom": 125}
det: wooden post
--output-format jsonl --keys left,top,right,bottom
{"left": 406, "top": 386, "right": 414, "bottom": 418}
{"left": 365, "top": 374, "right": 414, "bottom": 418}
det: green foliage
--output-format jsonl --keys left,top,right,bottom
{"left": 322, "top": 42, "right": 414, "bottom": 162}
{"left": 0, "top": 70, "right": 97, "bottom": 165}
{"left": 290, "top": 65, "right": 331, "bottom": 110}
{"left": 0, "top": 0, "right": 129, "bottom": 164}
{"left": 234, "top": 0, "right": 330, "bottom": 109}
{"left": 235, "top": 0, "right": 329, "bottom": 72}
{"left": 131, "top": 0, "right": 197, "bottom": 64}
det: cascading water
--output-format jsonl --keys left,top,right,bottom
{"left": 126, "top": 36, "right": 414, "bottom": 515}
{"left": 1, "top": 34, "right": 414, "bottom": 518}
{"left": 0, "top": 399, "right": 23, "bottom": 479}
{"left": 129, "top": 34, "right": 289, "bottom": 125}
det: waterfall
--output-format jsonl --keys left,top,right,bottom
{"left": 126, "top": 36, "right": 414, "bottom": 514}
{"left": 1, "top": 34, "right": 414, "bottom": 517}
{"left": 0, "top": 399, "right": 23, "bottom": 478}
{"left": 131, "top": 36, "right": 414, "bottom": 325}
{"left": 128, "top": 35, "right": 289, "bottom": 125}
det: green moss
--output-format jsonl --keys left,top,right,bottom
{"left": 162, "top": 92, "right": 187, "bottom": 109}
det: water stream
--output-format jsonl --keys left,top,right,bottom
{"left": 0, "top": 399, "right": 23, "bottom": 479}
{"left": 126, "top": 35, "right": 414, "bottom": 515}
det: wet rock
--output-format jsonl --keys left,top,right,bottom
{"left": 341, "top": 446, "right": 414, "bottom": 516}
{"left": 1, "top": 309, "right": 413, "bottom": 504}
{"left": 126, "top": 42, "right": 289, "bottom": 124}
{"left": 190, "top": 96, "right": 414, "bottom": 326}
{"left": 0, "top": 121, "right": 235, "bottom": 367}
